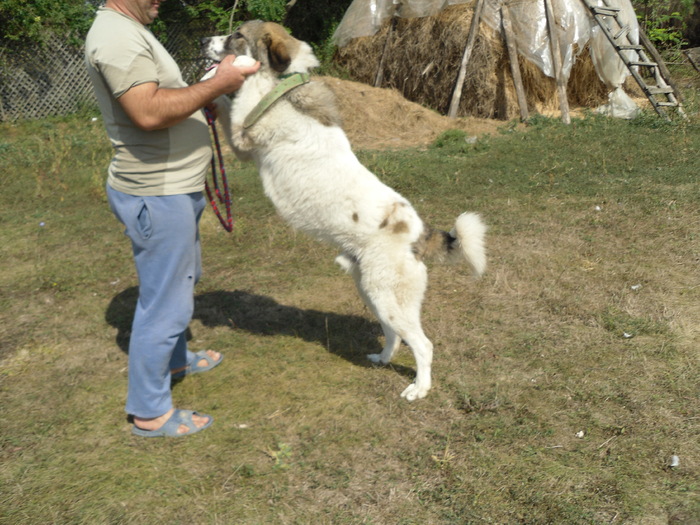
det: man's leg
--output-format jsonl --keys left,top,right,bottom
{"left": 107, "top": 187, "right": 206, "bottom": 419}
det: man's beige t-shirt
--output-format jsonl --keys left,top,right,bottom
{"left": 85, "top": 8, "right": 211, "bottom": 196}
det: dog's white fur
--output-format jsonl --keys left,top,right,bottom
{"left": 202, "top": 22, "right": 486, "bottom": 400}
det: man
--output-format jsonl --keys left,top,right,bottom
{"left": 85, "top": 0, "right": 259, "bottom": 437}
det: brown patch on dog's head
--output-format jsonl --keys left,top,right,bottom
{"left": 223, "top": 21, "right": 300, "bottom": 74}
{"left": 260, "top": 22, "right": 299, "bottom": 73}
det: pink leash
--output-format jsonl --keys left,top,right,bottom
{"left": 204, "top": 107, "right": 233, "bottom": 232}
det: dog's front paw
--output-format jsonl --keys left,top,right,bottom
{"left": 232, "top": 128, "right": 253, "bottom": 148}
{"left": 400, "top": 383, "right": 429, "bottom": 401}
{"left": 200, "top": 66, "right": 217, "bottom": 82}
{"left": 230, "top": 128, "right": 255, "bottom": 161}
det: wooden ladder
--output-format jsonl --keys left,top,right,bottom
{"left": 581, "top": 0, "right": 686, "bottom": 120}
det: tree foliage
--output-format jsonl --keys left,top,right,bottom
{"left": 154, "top": 0, "right": 286, "bottom": 35}
{"left": 631, "top": 0, "right": 696, "bottom": 48}
{"left": 2, "top": 0, "right": 695, "bottom": 51}
{"left": 0, "top": 0, "right": 340, "bottom": 45}
{"left": 155, "top": 0, "right": 349, "bottom": 40}
{"left": 0, "top": 0, "right": 99, "bottom": 44}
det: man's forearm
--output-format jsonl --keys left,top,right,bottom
{"left": 118, "top": 59, "right": 258, "bottom": 131}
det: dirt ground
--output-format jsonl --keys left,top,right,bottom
{"left": 321, "top": 76, "right": 682, "bottom": 150}
{"left": 321, "top": 76, "right": 506, "bottom": 150}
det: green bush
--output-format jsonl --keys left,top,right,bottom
{"left": 632, "top": 0, "right": 695, "bottom": 51}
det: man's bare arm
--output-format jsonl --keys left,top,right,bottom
{"left": 118, "top": 57, "right": 259, "bottom": 131}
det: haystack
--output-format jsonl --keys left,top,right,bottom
{"left": 333, "top": 2, "right": 640, "bottom": 120}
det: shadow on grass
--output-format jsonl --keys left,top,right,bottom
{"left": 105, "top": 287, "right": 416, "bottom": 378}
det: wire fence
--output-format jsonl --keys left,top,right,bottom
{"left": 0, "top": 24, "right": 213, "bottom": 122}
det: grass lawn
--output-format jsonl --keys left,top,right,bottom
{"left": 0, "top": 104, "right": 698, "bottom": 523}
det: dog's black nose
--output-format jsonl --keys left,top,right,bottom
{"left": 200, "top": 37, "right": 209, "bottom": 45}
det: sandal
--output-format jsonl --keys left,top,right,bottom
{"left": 131, "top": 409, "right": 213, "bottom": 438}
{"left": 171, "top": 350, "right": 224, "bottom": 379}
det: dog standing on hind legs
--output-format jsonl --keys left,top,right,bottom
{"left": 202, "top": 21, "right": 487, "bottom": 400}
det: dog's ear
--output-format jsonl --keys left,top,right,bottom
{"left": 261, "top": 24, "right": 293, "bottom": 73}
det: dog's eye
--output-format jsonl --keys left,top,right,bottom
{"left": 226, "top": 31, "right": 244, "bottom": 48}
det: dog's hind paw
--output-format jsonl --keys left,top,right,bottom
{"left": 335, "top": 253, "right": 356, "bottom": 273}
{"left": 367, "top": 353, "right": 385, "bottom": 365}
{"left": 400, "top": 383, "right": 429, "bottom": 401}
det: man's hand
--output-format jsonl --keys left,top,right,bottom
{"left": 210, "top": 55, "right": 260, "bottom": 94}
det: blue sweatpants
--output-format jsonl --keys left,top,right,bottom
{"left": 107, "top": 185, "right": 206, "bottom": 418}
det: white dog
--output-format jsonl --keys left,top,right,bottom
{"left": 201, "top": 21, "right": 486, "bottom": 401}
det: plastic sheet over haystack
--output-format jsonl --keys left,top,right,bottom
{"left": 333, "top": 0, "right": 468, "bottom": 46}
{"left": 333, "top": 0, "right": 641, "bottom": 117}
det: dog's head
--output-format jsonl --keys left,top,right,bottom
{"left": 201, "top": 21, "right": 319, "bottom": 75}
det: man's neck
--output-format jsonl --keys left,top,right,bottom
{"left": 104, "top": 0, "right": 156, "bottom": 26}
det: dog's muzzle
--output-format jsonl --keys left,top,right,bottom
{"left": 200, "top": 36, "right": 229, "bottom": 62}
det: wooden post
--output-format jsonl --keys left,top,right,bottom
{"left": 448, "top": 0, "right": 485, "bottom": 118}
{"left": 375, "top": 18, "right": 397, "bottom": 87}
{"left": 544, "top": 0, "right": 570, "bottom": 124}
{"left": 685, "top": 47, "right": 700, "bottom": 75}
{"left": 501, "top": 5, "right": 529, "bottom": 122}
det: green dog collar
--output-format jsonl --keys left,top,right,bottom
{"left": 242, "top": 72, "right": 311, "bottom": 129}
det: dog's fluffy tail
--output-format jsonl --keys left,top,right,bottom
{"left": 416, "top": 212, "right": 486, "bottom": 276}
{"left": 450, "top": 212, "right": 487, "bottom": 276}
